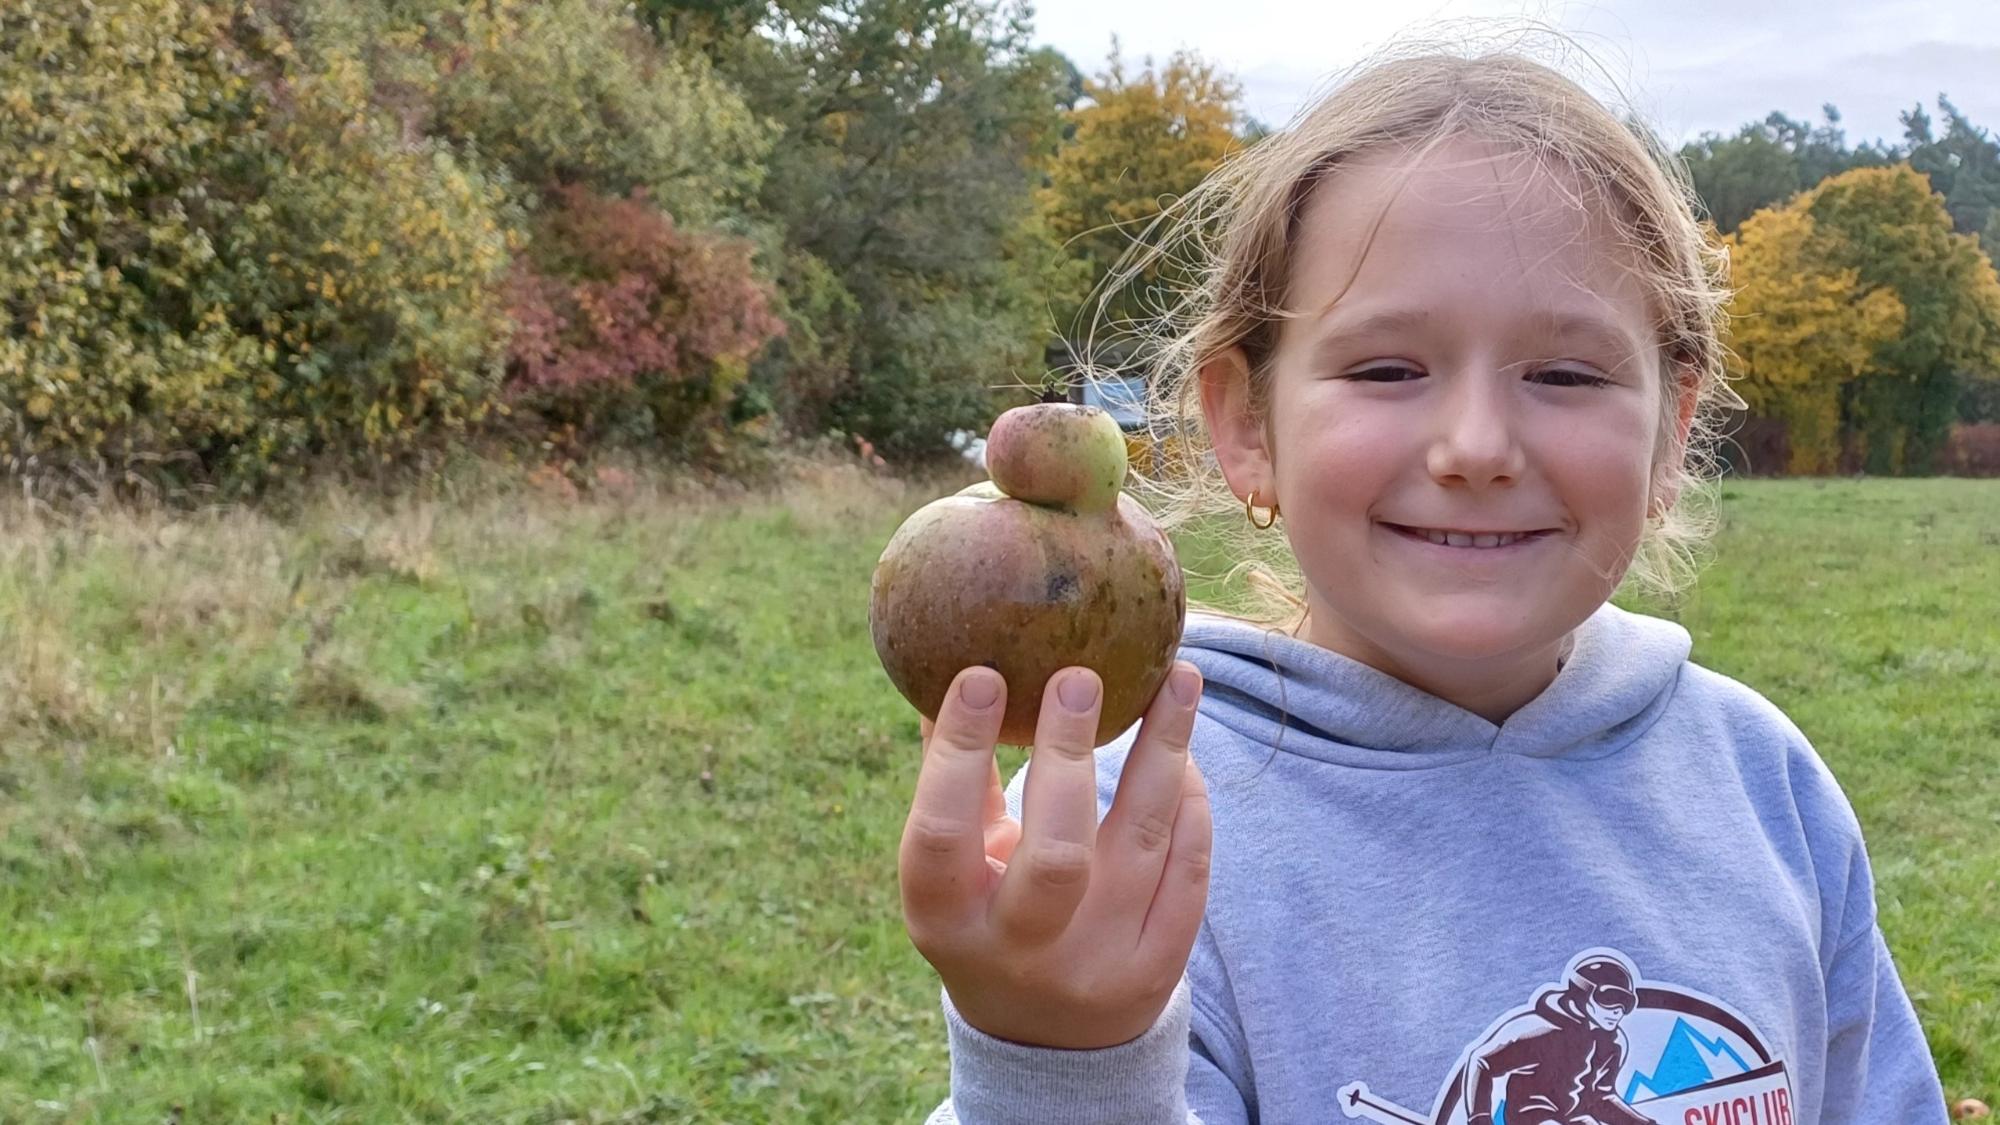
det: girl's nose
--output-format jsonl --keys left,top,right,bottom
{"left": 1425, "top": 372, "right": 1526, "bottom": 488}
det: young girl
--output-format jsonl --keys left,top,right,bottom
{"left": 899, "top": 49, "right": 1948, "bottom": 1125}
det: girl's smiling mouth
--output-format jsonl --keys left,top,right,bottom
{"left": 1378, "top": 522, "right": 1561, "bottom": 549}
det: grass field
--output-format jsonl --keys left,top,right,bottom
{"left": 0, "top": 464, "right": 1994, "bottom": 1121}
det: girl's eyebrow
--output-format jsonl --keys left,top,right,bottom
{"left": 1316, "top": 307, "right": 1431, "bottom": 339}
{"left": 1530, "top": 312, "right": 1644, "bottom": 361}
{"left": 1312, "top": 307, "right": 1641, "bottom": 360}
{"left": 1306, "top": 308, "right": 1431, "bottom": 365}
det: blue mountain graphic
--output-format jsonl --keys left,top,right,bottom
{"left": 1624, "top": 1019, "right": 1754, "bottom": 1101}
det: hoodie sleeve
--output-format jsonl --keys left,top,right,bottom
{"left": 920, "top": 974, "right": 1251, "bottom": 1125}
{"left": 1779, "top": 730, "right": 1947, "bottom": 1122}
{"left": 1818, "top": 923, "right": 1947, "bottom": 1122}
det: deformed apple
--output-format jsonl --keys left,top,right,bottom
{"left": 869, "top": 400, "right": 1186, "bottom": 747}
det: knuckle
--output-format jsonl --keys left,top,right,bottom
{"left": 902, "top": 812, "right": 967, "bottom": 862}
{"left": 1123, "top": 808, "right": 1176, "bottom": 856}
{"left": 991, "top": 902, "right": 1063, "bottom": 948}
{"left": 1182, "top": 766, "right": 1210, "bottom": 806}
{"left": 930, "top": 726, "right": 991, "bottom": 758}
{"left": 1040, "top": 726, "right": 1096, "bottom": 762}
{"left": 1021, "top": 838, "right": 1093, "bottom": 890}
{"left": 1151, "top": 721, "right": 1192, "bottom": 757}
{"left": 1174, "top": 847, "right": 1213, "bottom": 886}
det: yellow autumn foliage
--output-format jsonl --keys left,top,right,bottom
{"left": 1722, "top": 205, "right": 1906, "bottom": 473}
{"left": 1039, "top": 48, "right": 1245, "bottom": 339}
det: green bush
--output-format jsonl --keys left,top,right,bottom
{"left": 425, "top": 0, "right": 774, "bottom": 224}
{"left": 742, "top": 246, "right": 861, "bottom": 440}
{"left": 828, "top": 213, "right": 1058, "bottom": 461}
{"left": 832, "top": 286, "right": 1033, "bottom": 462}
{"left": 0, "top": 1, "right": 515, "bottom": 491}
{"left": 0, "top": 0, "right": 274, "bottom": 478}
{"left": 2, "top": 0, "right": 1076, "bottom": 487}
{"left": 219, "top": 46, "right": 515, "bottom": 477}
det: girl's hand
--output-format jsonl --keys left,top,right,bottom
{"left": 899, "top": 662, "right": 1211, "bottom": 1050}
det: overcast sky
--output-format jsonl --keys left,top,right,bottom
{"left": 1032, "top": 0, "right": 2000, "bottom": 149}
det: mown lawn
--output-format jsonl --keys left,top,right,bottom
{"left": 0, "top": 467, "right": 1993, "bottom": 1121}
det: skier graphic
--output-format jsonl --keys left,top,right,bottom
{"left": 1341, "top": 948, "right": 1792, "bottom": 1125}
{"left": 1458, "top": 955, "right": 1655, "bottom": 1125}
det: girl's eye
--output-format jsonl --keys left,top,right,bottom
{"left": 1336, "top": 365, "right": 1611, "bottom": 386}
{"left": 1528, "top": 368, "right": 1612, "bottom": 388}
{"left": 1343, "top": 365, "right": 1425, "bottom": 383}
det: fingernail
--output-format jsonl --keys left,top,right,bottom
{"left": 960, "top": 670, "right": 999, "bottom": 710}
{"left": 1058, "top": 669, "right": 1099, "bottom": 712}
{"left": 1169, "top": 663, "right": 1200, "bottom": 706}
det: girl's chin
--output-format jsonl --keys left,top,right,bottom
{"left": 1401, "top": 628, "right": 1555, "bottom": 666}
{"left": 1309, "top": 599, "right": 1583, "bottom": 668}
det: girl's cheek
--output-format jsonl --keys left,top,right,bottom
{"left": 1289, "top": 388, "right": 1399, "bottom": 455}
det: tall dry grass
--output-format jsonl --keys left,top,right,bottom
{"left": 0, "top": 448, "right": 971, "bottom": 761}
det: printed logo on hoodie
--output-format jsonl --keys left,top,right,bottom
{"left": 1338, "top": 948, "right": 1795, "bottom": 1125}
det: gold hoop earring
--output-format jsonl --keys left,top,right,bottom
{"left": 1245, "top": 490, "right": 1280, "bottom": 530}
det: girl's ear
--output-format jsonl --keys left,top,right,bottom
{"left": 1650, "top": 366, "right": 1701, "bottom": 516}
{"left": 1198, "top": 346, "right": 1274, "bottom": 503}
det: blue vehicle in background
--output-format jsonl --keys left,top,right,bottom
{"left": 948, "top": 366, "right": 1181, "bottom": 477}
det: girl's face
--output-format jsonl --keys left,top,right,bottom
{"left": 1204, "top": 136, "right": 1691, "bottom": 718}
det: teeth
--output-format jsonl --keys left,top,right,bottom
{"left": 1412, "top": 527, "right": 1530, "bottom": 549}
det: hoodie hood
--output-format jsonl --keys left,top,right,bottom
{"left": 1178, "top": 602, "right": 1691, "bottom": 770}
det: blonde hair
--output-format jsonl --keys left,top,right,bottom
{"left": 1081, "top": 38, "right": 1741, "bottom": 632}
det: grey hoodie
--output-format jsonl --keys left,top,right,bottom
{"left": 924, "top": 604, "right": 1946, "bottom": 1125}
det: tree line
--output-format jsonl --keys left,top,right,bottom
{"left": 3, "top": 0, "right": 1997, "bottom": 494}
{"left": 1686, "top": 104, "right": 2000, "bottom": 473}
